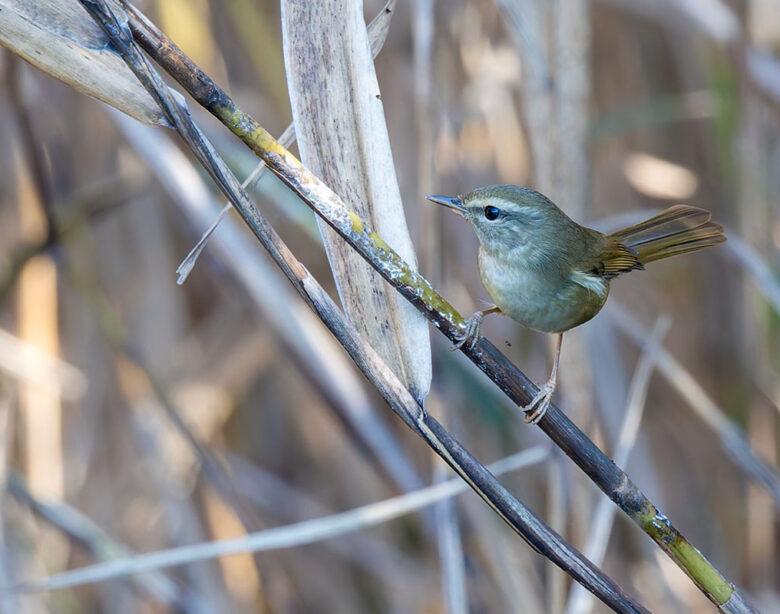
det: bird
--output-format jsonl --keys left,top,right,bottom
{"left": 428, "top": 185, "right": 726, "bottom": 424}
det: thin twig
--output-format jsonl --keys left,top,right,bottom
{"left": 7, "top": 474, "right": 211, "bottom": 614}
{"left": 64, "top": 260, "right": 272, "bottom": 544}
{"left": 174, "top": 121, "right": 294, "bottom": 285}
{"left": 0, "top": 378, "right": 17, "bottom": 614}
{"left": 0, "top": 174, "right": 146, "bottom": 305}
{"left": 6, "top": 55, "right": 56, "bottom": 246}
{"left": 223, "top": 453, "right": 434, "bottom": 595}
{"left": 0, "top": 329, "right": 86, "bottom": 402}
{"left": 18, "top": 447, "right": 550, "bottom": 593}
{"left": 434, "top": 462, "right": 468, "bottom": 614}
{"left": 609, "top": 302, "right": 780, "bottom": 505}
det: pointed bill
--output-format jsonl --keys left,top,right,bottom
{"left": 427, "top": 195, "right": 465, "bottom": 215}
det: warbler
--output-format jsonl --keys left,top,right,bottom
{"left": 428, "top": 185, "right": 725, "bottom": 423}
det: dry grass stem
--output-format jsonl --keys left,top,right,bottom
{"left": 20, "top": 447, "right": 550, "bottom": 594}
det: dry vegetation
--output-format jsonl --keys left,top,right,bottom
{"left": 1, "top": 0, "right": 779, "bottom": 612}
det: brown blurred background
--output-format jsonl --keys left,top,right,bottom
{"left": 1, "top": 0, "right": 779, "bottom": 612}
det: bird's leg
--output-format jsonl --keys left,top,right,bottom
{"left": 523, "top": 333, "right": 563, "bottom": 424}
{"left": 451, "top": 305, "right": 501, "bottom": 351}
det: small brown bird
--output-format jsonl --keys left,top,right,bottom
{"left": 428, "top": 185, "right": 726, "bottom": 423}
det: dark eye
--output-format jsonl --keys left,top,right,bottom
{"left": 484, "top": 206, "right": 501, "bottom": 220}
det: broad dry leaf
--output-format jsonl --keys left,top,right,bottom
{"left": 281, "top": 0, "right": 431, "bottom": 402}
{"left": 0, "top": 0, "right": 167, "bottom": 125}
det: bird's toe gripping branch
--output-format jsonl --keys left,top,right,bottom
{"left": 523, "top": 332, "right": 563, "bottom": 424}
{"left": 523, "top": 380, "right": 556, "bottom": 424}
{"left": 451, "top": 305, "right": 502, "bottom": 352}
{"left": 451, "top": 311, "right": 485, "bottom": 352}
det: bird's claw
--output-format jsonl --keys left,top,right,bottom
{"left": 451, "top": 312, "right": 484, "bottom": 351}
{"left": 523, "top": 380, "right": 556, "bottom": 424}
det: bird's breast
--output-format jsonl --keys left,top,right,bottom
{"left": 478, "top": 247, "right": 608, "bottom": 333}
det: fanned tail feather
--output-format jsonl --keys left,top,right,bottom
{"left": 608, "top": 205, "right": 726, "bottom": 265}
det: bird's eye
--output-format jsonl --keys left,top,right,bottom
{"left": 484, "top": 206, "right": 501, "bottom": 221}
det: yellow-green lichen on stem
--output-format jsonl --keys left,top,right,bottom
{"left": 348, "top": 211, "right": 364, "bottom": 234}
{"left": 211, "top": 102, "right": 466, "bottom": 333}
{"left": 359, "top": 228, "right": 463, "bottom": 327}
{"left": 636, "top": 505, "right": 733, "bottom": 605}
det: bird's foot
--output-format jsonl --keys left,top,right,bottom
{"left": 451, "top": 312, "right": 484, "bottom": 352}
{"left": 523, "top": 379, "right": 556, "bottom": 424}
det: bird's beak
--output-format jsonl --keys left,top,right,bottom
{"left": 427, "top": 195, "right": 465, "bottom": 216}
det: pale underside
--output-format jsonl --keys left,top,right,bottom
{"left": 478, "top": 247, "right": 609, "bottom": 333}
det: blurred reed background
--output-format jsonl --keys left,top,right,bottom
{"left": 1, "top": 0, "right": 779, "bottom": 612}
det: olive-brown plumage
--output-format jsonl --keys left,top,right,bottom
{"left": 428, "top": 184, "right": 725, "bottom": 423}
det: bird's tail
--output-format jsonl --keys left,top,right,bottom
{"left": 608, "top": 205, "right": 726, "bottom": 265}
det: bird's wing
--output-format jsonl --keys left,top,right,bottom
{"left": 586, "top": 240, "right": 644, "bottom": 279}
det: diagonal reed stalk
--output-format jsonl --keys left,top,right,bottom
{"left": 67, "top": 1, "right": 648, "bottom": 612}
{"left": 73, "top": 1, "right": 755, "bottom": 611}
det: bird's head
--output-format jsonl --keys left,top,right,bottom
{"left": 427, "top": 185, "right": 571, "bottom": 254}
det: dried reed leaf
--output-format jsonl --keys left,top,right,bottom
{"left": 281, "top": 0, "right": 431, "bottom": 401}
{"left": 0, "top": 0, "right": 167, "bottom": 125}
